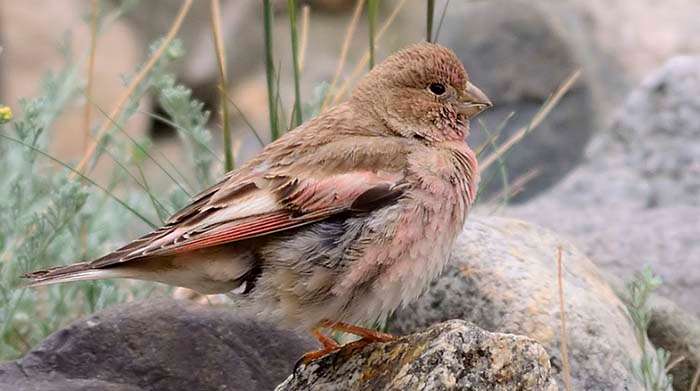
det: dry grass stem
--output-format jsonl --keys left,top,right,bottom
{"left": 330, "top": 0, "right": 407, "bottom": 106}
{"left": 556, "top": 246, "right": 574, "bottom": 391}
{"left": 434, "top": 0, "right": 450, "bottom": 43}
{"left": 288, "top": 0, "right": 303, "bottom": 127}
{"left": 488, "top": 168, "right": 540, "bottom": 204}
{"left": 320, "top": 0, "right": 366, "bottom": 110}
{"left": 82, "top": 0, "right": 99, "bottom": 154}
{"left": 690, "top": 367, "right": 700, "bottom": 391}
{"left": 298, "top": 4, "right": 310, "bottom": 71}
{"left": 475, "top": 111, "right": 514, "bottom": 157}
{"left": 210, "top": 0, "right": 233, "bottom": 171}
{"left": 72, "top": 0, "right": 194, "bottom": 177}
{"left": 479, "top": 69, "right": 581, "bottom": 173}
{"left": 426, "top": 0, "right": 435, "bottom": 42}
{"left": 664, "top": 355, "right": 685, "bottom": 372}
{"left": 218, "top": 85, "right": 265, "bottom": 147}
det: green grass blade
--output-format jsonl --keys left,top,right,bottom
{"left": 477, "top": 119, "right": 509, "bottom": 205}
{"left": 139, "top": 109, "right": 223, "bottom": 164}
{"left": 210, "top": 0, "right": 234, "bottom": 172}
{"left": 263, "top": 0, "right": 279, "bottom": 140}
{"left": 136, "top": 165, "right": 170, "bottom": 223}
{"left": 434, "top": 0, "right": 450, "bottom": 42}
{"left": 0, "top": 133, "right": 158, "bottom": 229}
{"left": 93, "top": 103, "right": 192, "bottom": 196}
{"left": 217, "top": 86, "right": 265, "bottom": 147}
{"left": 95, "top": 138, "right": 172, "bottom": 218}
{"left": 288, "top": 0, "right": 303, "bottom": 128}
{"left": 427, "top": 0, "right": 435, "bottom": 42}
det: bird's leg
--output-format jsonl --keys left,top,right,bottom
{"left": 312, "top": 328, "right": 340, "bottom": 350}
{"left": 319, "top": 319, "right": 395, "bottom": 343}
{"left": 299, "top": 327, "right": 341, "bottom": 364}
{"left": 299, "top": 321, "right": 396, "bottom": 365}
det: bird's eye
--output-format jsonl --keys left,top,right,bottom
{"left": 428, "top": 83, "right": 446, "bottom": 95}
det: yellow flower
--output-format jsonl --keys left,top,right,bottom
{"left": 0, "top": 105, "right": 12, "bottom": 124}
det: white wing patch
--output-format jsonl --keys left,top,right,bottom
{"left": 200, "top": 191, "right": 279, "bottom": 227}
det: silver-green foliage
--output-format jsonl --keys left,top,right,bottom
{"left": 624, "top": 267, "right": 673, "bottom": 391}
{"left": 0, "top": 36, "right": 216, "bottom": 360}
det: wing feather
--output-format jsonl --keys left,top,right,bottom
{"left": 88, "top": 170, "right": 405, "bottom": 267}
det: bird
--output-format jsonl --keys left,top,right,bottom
{"left": 24, "top": 42, "right": 491, "bottom": 361}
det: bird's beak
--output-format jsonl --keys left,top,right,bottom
{"left": 458, "top": 81, "right": 492, "bottom": 118}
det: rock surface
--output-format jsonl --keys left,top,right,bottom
{"left": 277, "top": 320, "right": 556, "bottom": 391}
{"left": 647, "top": 295, "right": 700, "bottom": 391}
{"left": 509, "top": 56, "right": 700, "bottom": 315}
{"left": 0, "top": 299, "right": 315, "bottom": 391}
{"left": 389, "top": 216, "right": 645, "bottom": 390}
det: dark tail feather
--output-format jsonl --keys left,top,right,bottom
{"left": 23, "top": 262, "right": 126, "bottom": 288}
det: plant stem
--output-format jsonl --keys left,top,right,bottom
{"left": 0, "top": 133, "right": 157, "bottom": 229}
{"left": 368, "top": 0, "right": 378, "bottom": 70}
{"left": 321, "top": 0, "right": 366, "bottom": 111}
{"left": 73, "top": 0, "right": 193, "bottom": 177}
{"left": 82, "top": 0, "right": 99, "bottom": 154}
{"left": 434, "top": 0, "right": 450, "bottom": 43}
{"left": 299, "top": 4, "right": 310, "bottom": 71}
{"left": 479, "top": 69, "right": 581, "bottom": 173}
{"left": 288, "top": 0, "right": 303, "bottom": 128}
{"left": 263, "top": 0, "right": 279, "bottom": 140}
{"left": 427, "top": 0, "right": 435, "bottom": 42}
{"left": 329, "top": 0, "right": 407, "bottom": 106}
{"left": 210, "top": 0, "right": 233, "bottom": 171}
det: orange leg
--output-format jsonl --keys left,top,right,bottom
{"left": 319, "top": 319, "right": 395, "bottom": 342}
{"left": 300, "top": 327, "right": 341, "bottom": 364}
{"left": 312, "top": 328, "right": 340, "bottom": 350}
{"left": 299, "top": 320, "right": 396, "bottom": 365}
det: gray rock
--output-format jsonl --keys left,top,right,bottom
{"left": 440, "top": 0, "right": 598, "bottom": 202}
{"left": 0, "top": 299, "right": 315, "bottom": 391}
{"left": 603, "top": 273, "right": 700, "bottom": 391}
{"left": 510, "top": 203, "right": 700, "bottom": 317}
{"left": 550, "top": 55, "right": 700, "bottom": 209}
{"left": 597, "top": 56, "right": 700, "bottom": 207}
{"left": 277, "top": 320, "right": 556, "bottom": 391}
{"left": 647, "top": 295, "right": 700, "bottom": 391}
{"left": 389, "top": 216, "right": 645, "bottom": 390}
{"left": 509, "top": 56, "right": 700, "bottom": 315}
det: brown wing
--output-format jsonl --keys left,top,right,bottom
{"left": 88, "top": 169, "right": 405, "bottom": 268}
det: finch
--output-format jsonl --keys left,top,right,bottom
{"left": 25, "top": 42, "right": 491, "bottom": 359}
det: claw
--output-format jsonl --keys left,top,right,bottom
{"left": 298, "top": 320, "right": 396, "bottom": 366}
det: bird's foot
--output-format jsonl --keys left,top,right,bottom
{"left": 296, "top": 326, "right": 340, "bottom": 366}
{"left": 319, "top": 319, "right": 395, "bottom": 343}
{"left": 298, "top": 320, "right": 395, "bottom": 367}
{"left": 299, "top": 345, "right": 341, "bottom": 365}
{"left": 295, "top": 328, "right": 341, "bottom": 367}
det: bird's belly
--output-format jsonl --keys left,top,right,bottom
{"left": 334, "top": 203, "right": 462, "bottom": 322}
{"left": 250, "top": 200, "right": 463, "bottom": 330}
{"left": 340, "top": 207, "right": 460, "bottom": 325}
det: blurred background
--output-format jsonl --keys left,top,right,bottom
{"left": 3, "top": 0, "right": 700, "bottom": 199}
{"left": 1, "top": 1, "right": 699, "bottom": 388}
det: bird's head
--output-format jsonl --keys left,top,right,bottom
{"left": 351, "top": 42, "right": 491, "bottom": 142}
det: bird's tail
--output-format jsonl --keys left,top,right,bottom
{"left": 23, "top": 262, "right": 130, "bottom": 288}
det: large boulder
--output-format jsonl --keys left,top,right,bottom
{"left": 389, "top": 216, "right": 646, "bottom": 390}
{"left": 509, "top": 56, "right": 700, "bottom": 315}
{"left": 277, "top": 320, "right": 556, "bottom": 391}
{"left": 0, "top": 299, "right": 315, "bottom": 391}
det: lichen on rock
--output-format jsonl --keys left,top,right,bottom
{"left": 276, "top": 320, "right": 556, "bottom": 391}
